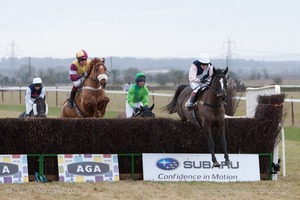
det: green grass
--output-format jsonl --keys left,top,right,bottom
{"left": 0, "top": 104, "right": 118, "bottom": 118}
{"left": 0, "top": 104, "right": 24, "bottom": 112}
{"left": 284, "top": 126, "right": 300, "bottom": 142}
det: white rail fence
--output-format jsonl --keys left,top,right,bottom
{"left": 1, "top": 86, "right": 299, "bottom": 102}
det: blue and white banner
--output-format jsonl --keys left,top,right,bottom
{"left": 58, "top": 154, "right": 119, "bottom": 182}
{"left": 143, "top": 153, "right": 260, "bottom": 182}
{"left": 0, "top": 155, "right": 28, "bottom": 184}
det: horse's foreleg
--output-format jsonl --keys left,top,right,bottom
{"left": 219, "top": 126, "right": 231, "bottom": 166}
{"left": 98, "top": 96, "right": 110, "bottom": 116}
{"left": 92, "top": 101, "right": 100, "bottom": 118}
{"left": 203, "top": 125, "right": 219, "bottom": 168}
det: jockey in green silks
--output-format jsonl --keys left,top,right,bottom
{"left": 126, "top": 72, "right": 149, "bottom": 118}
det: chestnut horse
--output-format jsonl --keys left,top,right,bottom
{"left": 61, "top": 57, "right": 110, "bottom": 118}
{"left": 163, "top": 67, "right": 231, "bottom": 167}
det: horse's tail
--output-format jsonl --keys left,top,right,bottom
{"left": 162, "top": 84, "right": 188, "bottom": 114}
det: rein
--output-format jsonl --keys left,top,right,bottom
{"left": 82, "top": 61, "right": 107, "bottom": 91}
{"left": 87, "top": 62, "right": 101, "bottom": 83}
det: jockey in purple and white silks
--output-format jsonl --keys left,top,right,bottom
{"left": 25, "top": 77, "right": 48, "bottom": 116}
{"left": 185, "top": 53, "right": 213, "bottom": 111}
{"left": 67, "top": 49, "right": 92, "bottom": 108}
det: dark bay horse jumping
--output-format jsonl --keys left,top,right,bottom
{"left": 61, "top": 57, "right": 110, "bottom": 118}
{"left": 19, "top": 97, "right": 47, "bottom": 118}
{"left": 163, "top": 67, "right": 231, "bottom": 167}
{"left": 133, "top": 104, "right": 155, "bottom": 117}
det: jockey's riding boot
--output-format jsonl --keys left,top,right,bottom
{"left": 185, "top": 95, "right": 196, "bottom": 111}
{"left": 67, "top": 90, "right": 76, "bottom": 108}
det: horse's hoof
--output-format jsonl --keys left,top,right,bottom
{"left": 213, "top": 161, "right": 221, "bottom": 168}
{"left": 225, "top": 160, "right": 232, "bottom": 166}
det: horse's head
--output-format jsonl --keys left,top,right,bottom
{"left": 211, "top": 67, "right": 228, "bottom": 102}
{"left": 35, "top": 97, "right": 47, "bottom": 117}
{"left": 133, "top": 104, "right": 155, "bottom": 118}
{"left": 87, "top": 57, "right": 109, "bottom": 89}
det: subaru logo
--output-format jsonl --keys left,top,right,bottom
{"left": 156, "top": 158, "right": 179, "bottom": 170}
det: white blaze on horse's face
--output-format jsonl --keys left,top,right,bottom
{"left": 97, "top": 65, "right": 108, "bottom": 82}
{"left": 219, "top": 78, "right": 224, "bottom": 90}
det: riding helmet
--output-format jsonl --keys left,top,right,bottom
{"left": 32, "top": 77, "right": 42, "bottom": 84}
{"left": 76, "top": 50, "right": 88, "bottom": 60}
{"left": 198, "top": 53, "right": 210, "bottom": 64}
{"left": 135, "top": 72, "right": 146, "bottom": 83}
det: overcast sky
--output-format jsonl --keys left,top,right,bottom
{"left": 1, "top": 0, "right": 300, "bottom": 60}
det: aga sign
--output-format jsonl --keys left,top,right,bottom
{"left": 58, "top": 154, "right": 119, "bottom": 182}
{"left": 0, "top": 155, "right": 28, "bottom": 184}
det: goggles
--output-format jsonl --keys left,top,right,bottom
{"left": 137, "top": 77, "right": 146, "bottom": 82}
{"left": 79, "top": 58, "right": 87, "bottom": 62}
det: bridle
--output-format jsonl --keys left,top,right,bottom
{"left": 87, "top": 62, "right": 107, "bottom": 83}
{"left": 133, "top": 106, "right": 155, "bottom": 117}
{"left": 35, "top": 98, "right": 46, "bottom": 117}
{"left": 82, "top": 61, "right": 108, "bottom": 91}
{"left": 197, "top": 74, "right": 227, "bottom": 109}
{"left": 211, "top": 74, "right": 227, "bottom": 101}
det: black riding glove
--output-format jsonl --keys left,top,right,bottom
{"left": 83, "top": 72, "right": 88, "bottom": 78}
{"left": 200, "top": 79, "right": 206, "bottom": 83}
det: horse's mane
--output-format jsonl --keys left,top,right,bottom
{"left": 92, "top": 57, "right": 105, "bottom": 64}
{"left": 212, "top": 67, "right": 225, "bottom": 77}
{"left": 134, "top": 104, "right": 155, "bottom": 117}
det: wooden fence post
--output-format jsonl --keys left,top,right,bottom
{"left": 291, "top": 96, "right": 294, "bottom": 126}
{"left": 56, "top": 87, "right": 58, "bottom": 107}
{"left": 19, "top": 87, "right": 22, "bottom": 104}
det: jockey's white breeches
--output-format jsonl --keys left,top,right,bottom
{"left": 126, "top": 101, "right": 143, "bottom": 118}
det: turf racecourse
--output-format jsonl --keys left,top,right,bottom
{"left": 0, "top": 111, "right": 299, "bottom": 199}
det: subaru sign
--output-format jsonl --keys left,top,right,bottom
{"left": 143, "top": 153, "right": 260, "bottom": 182}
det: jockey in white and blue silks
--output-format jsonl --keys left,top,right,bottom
{"left": 25, "top": 77, "right": 48, "bottom": 116}
{"left": 185, "top": 53, "right": 213, "bottom": 111}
